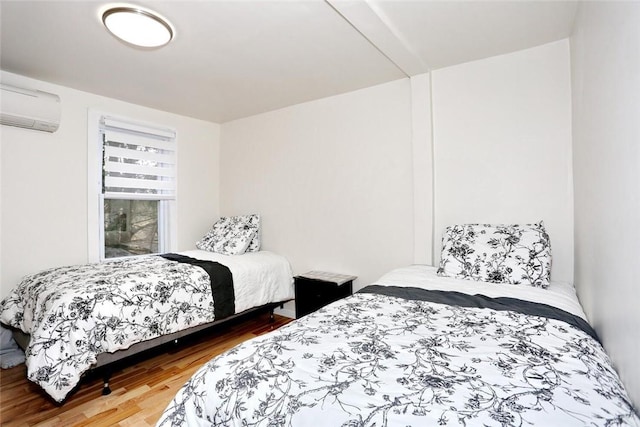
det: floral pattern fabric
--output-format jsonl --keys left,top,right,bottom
{"left": 438, "top": 222, "right": 552, "bottom": 288}
{"left": 157, "top": 288, "right": 639, "bottom": 427}
{"left": 0, "top": 255, "right": 219, "bottom": 403}
{"left": 196, "top": 214, "right": 260, "bottom": 255}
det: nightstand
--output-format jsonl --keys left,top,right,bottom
{"left": 294, "top": 271, "right": 357, "bottom": 319}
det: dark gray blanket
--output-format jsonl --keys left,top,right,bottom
{"left": 358, "top": 284, "right": 599, "bottom": 341}
{"left": 161, "top": 253, "right": 235, "bottom": 319}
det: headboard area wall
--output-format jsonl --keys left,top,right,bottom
{"left": 219, "top": 40, "right": 575, "bottom": 291}
{"left": 430, "top": 39, "right": 574, "bottom": 284}
{"left": 220, "top": 79, "right": 416, "bottom": 292}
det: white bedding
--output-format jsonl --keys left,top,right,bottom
{"left": 180, "top": 250, "right": 294, "bottom": 313}
{"left": 374, "top": 264, "right": 587, "bottom": 320}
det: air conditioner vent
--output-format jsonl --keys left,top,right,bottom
{"left": 1, "top": 84, "right": 61, "bottom": 132}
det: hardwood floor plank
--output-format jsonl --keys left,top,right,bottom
{"left": 0, "top": 313, "right": 292, "bottom": 426}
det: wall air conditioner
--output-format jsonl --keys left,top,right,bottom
{"left": 0, "top": 83, "right": 61, "bottom": 132}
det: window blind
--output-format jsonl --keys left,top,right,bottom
{"left": 101, "top": 116, "right": 176, "bottom": 200}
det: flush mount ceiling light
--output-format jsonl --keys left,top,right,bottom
{"left": 102, "top": 6, "right": 173, "bottom": 48}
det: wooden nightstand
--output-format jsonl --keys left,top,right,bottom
{"left": 294, "top": 271, "right": 357, "bottom": 319}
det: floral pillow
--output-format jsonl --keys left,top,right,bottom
{"left": 244, "top": 214, "right": 261, "bottom": 252}
{"left": 437, "top": 221, "right": 552, "bottom": 288}
{"left": 196, "top": 214, "right": 260, "bottom": 255}
{"left": 196, "top": 218, "right": 230, "bottom": 252}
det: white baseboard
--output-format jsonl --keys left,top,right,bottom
{"left": 274, "top": 306, "right": 295, "bottom": 319}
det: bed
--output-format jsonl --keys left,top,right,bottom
{"left": 156, "top": 222, "right": 640, "bottom": 426}
{"left": 0, "top": 249, "right": 294, "bottom": 403}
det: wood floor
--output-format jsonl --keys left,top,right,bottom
{"left": 0, "top": 312, "right": 292, "bottom": 427}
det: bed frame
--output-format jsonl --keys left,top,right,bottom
{"left": 11, "top": 300, "right": 288, "bottom": 398}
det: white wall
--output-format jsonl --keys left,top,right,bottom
{"left": 431, "top": 40, "right": 574, "bottom": 283}
{"left": 0, "top": 71, "right": 220, "bottom": 299}
{"left": 410, "top": 73, "right": 434, "bottom": 265}
{"left": 220, "top": 79, "right": 415, "bottom": 297}
{"left": 571, "top": 1, "right": 640, "bottom": 406}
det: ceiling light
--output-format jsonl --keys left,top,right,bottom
{"left": 102, "top": 6, "right": 173, "bottom": 48}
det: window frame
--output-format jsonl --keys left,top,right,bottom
{"left": 88, "top": 109, "right": 177, "bottom": 262}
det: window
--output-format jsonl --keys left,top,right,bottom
{"left": 88, "top": 112, "right": 177, "bottom": 261}
{"left": 103, "top": 199, "right": 160, "bottom": 258}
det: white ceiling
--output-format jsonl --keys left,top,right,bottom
{"left": 0, "top": 0, "right": 578, "bottom": 123}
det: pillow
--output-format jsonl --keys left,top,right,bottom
{"left": 195, "top": 217, "right": 230, "bottom": 252}
{"left": 212, "top": 221, "right": 255, "bottom": 255}
{"left": 437, "top": 221, "right": 552, "bottom": 288}
{"left": 244, "top": 214, "right": 261, "bottom": 252}
{"left": 196, "top": 214, "right": 260, "bottom": 255}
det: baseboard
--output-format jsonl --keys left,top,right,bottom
{"left": 274, "top": 306, "right": 295, "bottom": 319}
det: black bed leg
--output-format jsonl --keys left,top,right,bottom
{"left": 269, "top": 308, "right": 275, "bottom": 323}
{"left": 102, "top": 372, "right": 112, "bottom": 396}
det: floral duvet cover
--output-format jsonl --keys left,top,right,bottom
{"left": 157, "top": 285, "right": 639, "bottom": 426}
{"left": 0, "top": 254, "right": 233, "bottom": 402}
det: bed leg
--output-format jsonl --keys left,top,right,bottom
{"left": 102, "top": 372, "right": 112, "bottom": 396}
{"left": 269, "top": 308, "right": 275, "bottom": 323}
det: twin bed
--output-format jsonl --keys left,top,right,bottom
{"left": 1, "top": 220, "right": 638, "bottom": 426}
{"left": 0, "top": 249, "right": 294, "bottom": 403}
{"left": 156, "top": 265, "right": 639, "bottom": 426}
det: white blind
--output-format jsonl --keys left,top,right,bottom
{"left": 101, "top": 116, "right": 176, "bottom": 200}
